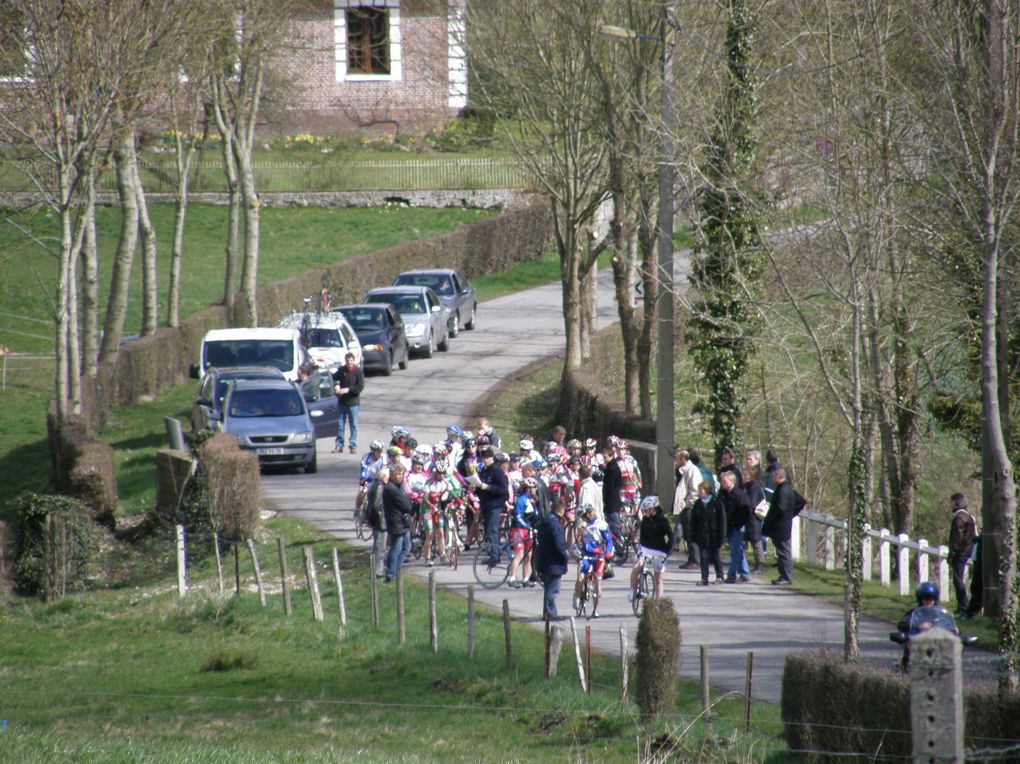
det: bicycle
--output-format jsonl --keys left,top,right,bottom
{"left": 353, "top": 500, "right": 370, "bottom": 541}
{"left": 574, "top": 555, "right": 599, "bottom": 618}
{"left": 613, "top": 512, "right": 639, "bottom": 565}
{"left": 631, "top": 555, "right": 656, "bottom": 616}
{"left": 472, "top": 512, "right": 512, "bottom": 588}
{"left": 442, "top": 502, "right": 464, "bottom": 570}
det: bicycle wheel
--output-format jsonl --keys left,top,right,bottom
{"left": 633, "top": 568, "right": 653, "bottom": 616}
{"left": 472, "top": 546, "right": 510, "bottom": 589}
{"left": 354, "top": 508, "right": 368, "bottom": 541}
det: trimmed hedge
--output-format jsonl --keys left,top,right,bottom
{"left": 200, "top": 434, "right": 261, "bottom": 542}
{"left": 46, "top": 403, "right": 118, "bottom": 527}
{"left": 154, "top": 449, "right": 194, "bottom": 521}
{"left": 93, "top": 201, "right": 551, "bottom": 413}
{"left": 782, "top": 650, "right": 1020, "bottom": 761}
{"left": 636, "top": 597, "right": 681, "bottom": 719}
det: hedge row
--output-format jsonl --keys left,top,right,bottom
{"left": 94, "top": 201, "right": 551, "bottom": 413}
{"left": 45, "top": 402, "right": 117, "bottom": 527}
{"left": 200, "top": 434, "right": 261, "bottom": 542}
{"left": 782, "top": 651, "right": 1020, "bottom": 761}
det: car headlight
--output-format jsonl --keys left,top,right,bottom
{"left": 365, "top": 344, "right": 384, "bottom": 352}
{"left": 405, "top": 324, "right": 425, "bottom": 338}
{"left": 292, "top": 431, "right": 314, "bottom": 444}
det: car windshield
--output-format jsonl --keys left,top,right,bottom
{"left": 306, "top": 328, "right": 343, "bottom": 348}
{"left": 340, "top": 309, "right": 384, "bottom": 331}
{"left": 369, "top": 294, "right": 424, "bottom": 314}
{"left": 228, "top": 388, "right": 304, "bottom": 418}
{"left": 204, "top": 340, "right": 294, "bottom": 372}
{"left": 396, "top": 274, "right": 454, "bottom": 297}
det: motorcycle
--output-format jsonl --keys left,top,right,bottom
{"left": 889, "top": 605, "right": 978, "bottom": 672}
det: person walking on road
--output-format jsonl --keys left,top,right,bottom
{"left": 761, "top": 467, "right": 802, "bottom": 585}
{"left": 535, "top": 500, "right": 569, "bottom": 620}
{"left": 383, "top": 464, "right": 413, "bottom": 582}
{"left": 948, "top": 492, "right": 977, "bottom": 616}
{"left": 332, "top": 352, "right": 365, "bottom": 454}
{"left": 691, "top": 481, "right": 727, "bottom": 585}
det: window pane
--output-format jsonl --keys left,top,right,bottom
{"left": 346, "top": 7, "right": 389, "bottom": 75}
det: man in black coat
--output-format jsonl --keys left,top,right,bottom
{"left": 601, "top": 442, "right": 624, "bottom": 544}
{"left": 383, "top": 465, "right": 413, "bottom": 582}
{"left": 535, "top": 500, "right": 569, "bottom": 619}
{"left": 719, "top": 471, "right": 752, "bottom": 582}
{"left": 761, "top": 467, "right": 800, "bottom": 585}
{"left": 332, "top": 352, "right": 365, "bottom": 454}
{"left": 690, "top": 481, "right": 727, "bottom": 585}
{"left": 476, "top": 447, "right": 509, "bottom": 566}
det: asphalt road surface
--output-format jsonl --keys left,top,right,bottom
{"left": 260, "top": 265, "right": 971, "bottom": 703}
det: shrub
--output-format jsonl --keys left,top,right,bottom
{"left": 69, "top": 441, "right": 117, "bottom": 527}
{"left": 10, "top": 493, "right": 100, "bottom": 599}
{"left": 200, "top": 435, "right": 261, "bottom": 542}
{"left": 635, "top": 597, "right": 681, "bottom": 719}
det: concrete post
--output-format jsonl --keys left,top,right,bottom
{"left": 937, "top": 546, "right": 950, "bottom": 599}
{"left": 863, "top": 527, "right": 873, "bottom": 582}
{"left": 791, "top": 515, "right": 801, "bottom": 561}
{"left": 822, "top": 522, "right": 835, "bottom": 571}
{"left": 879, "top": 530, "right": 891, "bottom": 586}
{"left": 910, "top": 629, "right": 963, "bottom": 763}
{"left": 806, "top": 518, "right": 818, "bottom": 566}
{"left": 917, "top": 538, "right": 930, "bottom": 587}
{"left": 897, "top": 534, "right": 911, "bottom": 596}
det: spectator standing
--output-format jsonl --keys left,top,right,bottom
{"left": 689, "top": 447, "right": 717, "bottom": 495}
{"left": 366, "top": 467, "right": 390, "bottom": 577}
{"left": 719, "top": 471, "right": 752, "bottom": 582}
{"left": 477, "top": 447, "right": 509, "bottom": 567}
{"left": 742, "top": 465, "right": 766, "bottom": 573}
{"left": 602, "top": 440, "right": 625, "bottom": 545}
{"left": 577, "top": 464, "right": 604, "bottom": 522}
{"left": 673, "top": 449, "right": 701, "bottom": 568}
{"left": 535, "top": 500, "right": 570, "bottom": 620}
{"left": 383, "top": 465, "right": 413, "bottom": 582}
{"left": 717, "top": 448, "right": 743, "bottom": 489}
{"left": 691, "top": 481, "right": 726, "bottom": 585}
{"left": 331, "top": 352, "right": 364, "bottom": 454}
{"left": 761, "top": 467, "right": 801, "bottom": 585}
{"left": 763, "top": 448, "right": 782, "bottom": 500}
{"left": 477, "top": 416, "right": 502, "bottom": 450}
{"left": 948, "top": 492, "right": 977, "bottom": 615}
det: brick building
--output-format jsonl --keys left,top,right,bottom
{"left": 277, "top": 0, "right": 468, "bottom": 139}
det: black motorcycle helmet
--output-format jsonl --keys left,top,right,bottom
{"left": 915, "top": 581, "right": 939, "bottom": 606}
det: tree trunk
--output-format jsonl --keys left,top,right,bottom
{"left": 636, "top": 216, "right": 656, "bottom": 419}
{"left": 221, "top": 129, "right": 240, "bottom": 319}
{"left": 81, "top": 169, "right": 99, "bottom": 379}
{"left": 167, "top": 130, "right": 196, "bottom": 328}
{"left": 98, "top": 132, "right": 139, "bottom": 370}
{"left": 135, "top": 146, "right": 158, "bottom": 337}
{"left": 236, "top": 143, "right": 260, "bottom": 326}
{"left": 68, "top": 237, "right": 81, "bottom": 416}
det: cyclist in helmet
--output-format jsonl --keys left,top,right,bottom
{"left": 508, "top": 477, "right": 539, "bottom": 588}
{"left": 422, "top": 463, "right": 452, "bottom": 566}
{"left": 896, "top": 581, "right": 947, "bottom": 670}
{"left": 574, "top": 503, "right": 614, "bottom": 618}
{"left": 390, "top": 426, "right": 411, "bottom": 455}
{"left": 444, "top": 425, "right": 464, "bottom": 466}
{"left": 356, "top": 440, "right": 386, "bottom": 512}
{"left": 628, "top": 496, "right": 674, "bottom": 601}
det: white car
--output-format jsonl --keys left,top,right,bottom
{"left": 279, "top": 311, "right": 362, "bottom": 373}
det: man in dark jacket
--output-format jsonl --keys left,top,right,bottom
{"left": 601, "top": 442, "right": 624, "bottom": 543}
{"left": 477, "top": 447, "right": 509, "bottom": 566}
{"left": 948, "top": 492, "right": 977, "bottom": 615}
{"left": 383, "top": 465, "right": 412, "bottom": 581}
{"left": 719, "top": 471, "right": 752, "bottom": 582}
{"left": 535, "top": 500, "right": 569, "bottom": 620}
{"left": 332, "top": 352, "right": 365, "bottom": 454}
{"left": 761, "top": 467, "right": 800, "bottom": 585}
{"left": 366, "top": 466, "right": 389, "bottom": 577}
{"left": 690, "top": 481, "right": 727, "bottom": 585}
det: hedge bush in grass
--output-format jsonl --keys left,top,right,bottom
{"left": 636, "top": 596, "right": 681, "bottom": 719}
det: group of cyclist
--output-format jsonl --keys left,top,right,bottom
{"left": 354, "top": 419, "right": 676, "bottom": 617}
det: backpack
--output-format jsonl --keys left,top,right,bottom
{"left": 793, "top": 490, "right": 806, "bottom": 516}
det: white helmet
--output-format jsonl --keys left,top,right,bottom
{"left": 639, "top": 495, "right": 660, "bottom": 513}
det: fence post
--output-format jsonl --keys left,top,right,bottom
{"left": 428, "top": 571, "right": 438, "bottom": 654}
{"left": 570, "top": 617, "right": 586, "bottom": 692}
{"left": 233, "top": 542, "right": 240, "bottom": 595}
{"left": 879, "top": 529, "right": 891, "bottom": 587}
{"left": 585, "top": 626, "right": 592, "bottom": 694}
{"left": 396, "top": 568, "right": 406, "bottom": 644}
{"left": 862, "top": 527, "right": 873, "bottom": 582}
{"left": 822, "top": 521, "right": 835, "bottom": 571}
{"left": 176, "top": 525, "right": 187, "bottom": 598}
{"left": 917, "top": 538, "right": 930, "bottom": 585}
{"left": 370, "top": 554, "right": 380, "bottom": 630}
{"left": 331, "top": 548, "right": 346, "bottom": 633}
{"left": 502, "top": 599, "right": 512, "bottom": 670}
{"left": 619, "top": 624, "right": 629, "bottom": 702}
{"left": 277, "top": 538, "right": 292, "bottom": 615}
{"left": 937, "top": 545, "right": 951, "bottom": 598}
{"left": 806, "top": 517, "right": 818, "bottom": 566}
{"left": 743, "top": 651, "right": 753, "bottom": 733}
{"left": 791, "top": 515, "right": 802, "bottom": 561}
{"left": 910, "top": 629, "right": 963, "bottom": 763}
{"left": 467, "top": 585, "right": 475, "bottom": 660}
{"left": 213, "top": 533, "right": 224, "bottom": 594}
{"left": 897, "top": 534, "right": 911, "bottom": 596}
{"left": 303, "top": 546, "right": 324, "bottom": 622}
{"left": 700, "top": 645, "right": 712, "bottom": 732}
{"left": 246, "top": 539, "right": 265, "bottom": 606}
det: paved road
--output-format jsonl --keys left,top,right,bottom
{"left": 260, "top": 266, "right": 917, "bottom": 702}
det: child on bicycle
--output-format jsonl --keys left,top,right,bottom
{"left": 574, "top": 503, "right": 614, "bottom": 618}
{"left": 422, "top": 463, "right": 450, "bottom": 566}
{"left": 628, "top": 495, "right": 674, "bottom": 601}
{"left": 508, "top": 477, "right": 539, "bottom": 588}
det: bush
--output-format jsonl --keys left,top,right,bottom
{"left": 200, "top": 435, "right": 261, "bottom": 542}
{"left": 635, "top": 597, "right": 681, "bottom": 719}
{"left": 10, "top": 493, "right": 101, "bottom": 599}
{"left": 45, "top": 405, "right": 118, "bottom": 527}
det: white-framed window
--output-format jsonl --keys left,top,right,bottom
{"left": 334, "top": 0, "right": 402, "bottom": 82}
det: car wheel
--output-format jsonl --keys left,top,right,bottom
{"left": 450, "top": 313, "right": 460, "bottom": 338}
{"left": 398, "top": 347, "right": 409, "bottom": 370}
{"left": 465, "top": 304, "right": 477, "bottom": 330}
{"left": 380, "top": 350, "right": 392, "bottom": 376}
{"left": 438, "top": 327, "right": 450, "bottom": 352}
{"left": 423, "top": 332, "right": 434, "bottom": 358}
{"left": 304, "top": 449, "right": 318, "bottom": 474}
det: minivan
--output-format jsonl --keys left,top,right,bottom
{"left": 190, "top": 327, "right": 306, "bottom": 382}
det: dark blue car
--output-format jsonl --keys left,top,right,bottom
{"left": 332, "top": 303, "right": 410, "bottom": 376}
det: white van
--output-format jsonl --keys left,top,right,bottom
{"left": 191, "top": 327, "right": 307, "bottom": 382}
{"left": 278, "top": 312, "right": 362, "bottom": 373}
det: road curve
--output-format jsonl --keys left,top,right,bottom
{"left": 261, "top": 266, "right": 944, "bottom": 703}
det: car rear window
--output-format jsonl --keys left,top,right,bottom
{"left": 341, "top": 309, "right": 384, "bottom": 331}
{"left": 204, "top": 339, "right": 294, "bottom": 372}
{"left": 395, "top": 274, "right": 454, "bottom": 297}
{"left": 228, "top": 389, "right": 304, "bottom": 418}
{"left": 367, "top": 294, "right": 424, "bottom": 314}
{"left": 307, "top": 328, "right": 343, "bottom": 348}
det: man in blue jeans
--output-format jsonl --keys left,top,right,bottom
{"left": 476, "top": 447, "right": 509, "bottom": 567}
{"left": 332, "top": 352, "right": 364, "bottom": 454}
{"left": 383, "top": 465, "right": 412, "bottom": 581}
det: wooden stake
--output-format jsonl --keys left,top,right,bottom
{"left": 570, "top": 617, "right": 586, "bottom": 692}
{"left": 370, "top": 554, "right": 380, "bottom": 630}
{"left": 743, "top": 651, "right": 754, "bottom": 733}
{"left": 176, "top": 525, "right": 187, "bottom": 598}
{"left": 332, "top": 548, "right": 346, "bottom": 632}
{"left": 467, "top": 585, "right": 475, "bottom": 660}
{"left": 619, "top": 624, "right": 629, "bottom": 702}
{"left": 277, "top": 538, "right": 291, "bottom": 615}
{"left": 396, "top": 568, "right": 405, "bottom": 644}
{"left": 303, "top": 545, "right": 323, "bottom": 622}
{"left": 585, "top": 625, "right": 592, "bottom": 694}
{"left": 428, "top": 571, "right": 438, "bottom": 653}
{"left": 246, "top": 539, "right": 265, "bottom": 606}
{"left": 544, "top": 616, "right": 551, "bottom": 679}
{"left": 700, "top": 645, "right": 712, "bottom": 732}
{"left": 233, "top": 542, "right": 240, "bottom": 595}
{"left": 213, "top": 533, "right": 224, "bottom": 595}
{"left": 502, "top": 598, "right": 512, "bottom": 670}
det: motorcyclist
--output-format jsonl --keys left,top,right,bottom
{"left": 895, "top": 581, "right": 949, "bottom": 671}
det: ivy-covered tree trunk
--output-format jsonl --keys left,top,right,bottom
{"left": 689, "top": 0, "right": 763, "bottom": 462}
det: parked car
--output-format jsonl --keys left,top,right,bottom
{"left": 362, "top": 286, "right": 449, "bottom": 358}
{"left": 191, "top": 365, "right": 286, "bottom": 432}
{"left": 332, "top": 303, "right": 410, "bottom": 375}
{"left": 190, "top": 327, "right": 306, "bottom": 382}
{"left": 298, "top": 369, "right": 340, "bottom": 442}
{"left": 392, "top": 268, "right": 477, "bottom": 337}
{"left": 220, "top": 378, "right": 324, "bottom": 473}
{"left": 279, "top": 311, "right": 362, "bottom": 373}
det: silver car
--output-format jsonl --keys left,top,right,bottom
{"left": 363, "top": 286, "right": 450, "bottom": 358}
{"left": 221, "top": 379, "right": 319, "bottom": 474}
